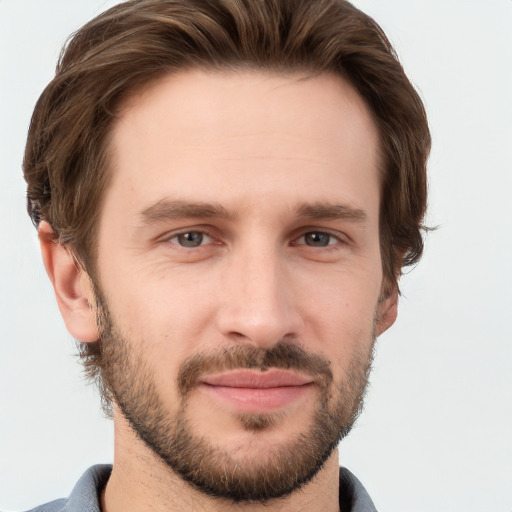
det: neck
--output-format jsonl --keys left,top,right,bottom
{"left": 102, "top": 412, "right": 341, "bottom": 512}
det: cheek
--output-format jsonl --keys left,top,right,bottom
{"left": 299, "top": 271, "right": 379, "bottom": 364}
{"left": 103, "top": 269, "right": 220, "bottom": 371}
{"left": 314, "top": 305, "right": 376, "bottom": 363}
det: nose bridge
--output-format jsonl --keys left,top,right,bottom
{"left": 217, "top": 238, "right": 300, "bottom": 347}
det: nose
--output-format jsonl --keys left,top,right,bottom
{"left": 215, "top": 246, "right": 303, "bottom": 348}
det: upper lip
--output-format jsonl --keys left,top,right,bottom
{"left": 199, "top": 369, "right": 313, "bottom": 388}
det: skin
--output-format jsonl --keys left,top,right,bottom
{"left": 40, "top": 69, "right": 397, "bottom": 512}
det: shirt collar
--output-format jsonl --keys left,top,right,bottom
{"left": 59, "top": 464, "right": 376, "bottom": 512}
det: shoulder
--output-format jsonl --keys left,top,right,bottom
{"left": 339, "top": 467, "right": 378, "bottom": 512}
{"left": 20, "top": 465, "right": 112, "bottom": 512}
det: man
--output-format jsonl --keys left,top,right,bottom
{"left": 22, "top": 0, "right": 430, "bottom": 510}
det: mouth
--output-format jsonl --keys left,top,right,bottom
{"left": 198, "top": 369, "right": 315, "bottom": 413}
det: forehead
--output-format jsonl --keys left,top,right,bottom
{"left": 115, "top": 69, "right": 379, "bottom": 156}
{"left": 105, "top": 69, "right": 381, "bottom": 221}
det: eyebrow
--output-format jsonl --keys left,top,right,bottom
{"left": 294, "top": 202, "right": 367, "bottom": 223}
{"left": 139, "top": 199, "right": 367, "bottom": 225}
{"left": 140, "top": 199, "right": 234, "bottom": 224}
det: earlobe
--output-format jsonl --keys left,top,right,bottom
{"left": 38, "top": 221, "right": 99, "bottom": 343}
{"left": 375, "top": 287, "right": 398, "bottom": 337}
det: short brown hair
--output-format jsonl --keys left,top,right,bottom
{"left": 24, "top": 0, "right": 430, "bottom": 292}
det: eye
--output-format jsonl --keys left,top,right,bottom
{"left": 169, "top": 231, "right": 213, "bottom": 248}
{"left": 296, "top": 231, "right": 339, "bottom": 247}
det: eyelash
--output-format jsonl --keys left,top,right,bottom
{"left": 293, "top": 231, "right": 342, "bottom": 248}
{"left": 165, "top": 229, "right": 345, "bottom": 249}
{"left": 167, "top": 230, "right": 215, "bottom": 248}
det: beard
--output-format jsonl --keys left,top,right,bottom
{"left": 93, "top": 291, "right": 375, "bottom": 503}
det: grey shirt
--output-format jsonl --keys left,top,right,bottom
{"left": 23, "top": 465, "right": 377, "bottom": 512}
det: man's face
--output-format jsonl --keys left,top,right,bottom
{"left": 90, "top": 70, "right": 394, "bottom": 501}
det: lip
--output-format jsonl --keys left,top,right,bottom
{"left": 201, "top": 369, "right": 313, "bottom": 388}
{"left": 198, "top": 369, "right": 314, "bottom": 413}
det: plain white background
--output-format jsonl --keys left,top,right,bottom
{"left": 1, "top": 1, "right": 511, "bottom": 510}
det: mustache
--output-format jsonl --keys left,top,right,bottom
{"left": 177, "top": 342, "right": 333, "bottom": 397}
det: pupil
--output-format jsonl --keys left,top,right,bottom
{"left": 306, "top": 232, "right": 329, "bottom": 247}
{"left": 179, "top": 232, "right": 203, "bottom": 247}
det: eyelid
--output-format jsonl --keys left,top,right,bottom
{"left": 291, "top": 228, "right": 349, "bottom": 247}
{"left": 297, "top": 233, "right": 338, "bottom": 246}
{"left": 155, "top": 225, "right": 350, "bottom": 249}
{"left": 158, "top": 226, "right": 217, "bottom": 246}
{"left": 171, "top": 232, "right": 213, "bottom": 247}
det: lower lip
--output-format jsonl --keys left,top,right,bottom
{"left": 198, "top": 383, "right": 313, "bottom": 413}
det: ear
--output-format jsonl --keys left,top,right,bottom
{"left": 38, "top": 221, "right": 99, "bottom": 342}
{"left": 375, "top": 286, "right": 398, "bottom": 337}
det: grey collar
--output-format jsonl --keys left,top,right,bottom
{"left": 27, "top": 464, "right": 377, "bottom": 512}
